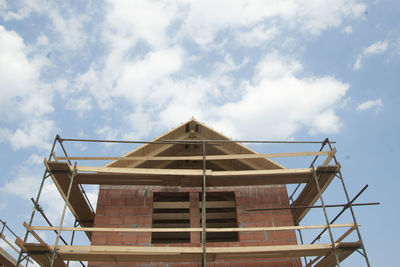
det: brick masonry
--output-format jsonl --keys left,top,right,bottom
{"left": 88, "top": 185, "right": 301, "bottom": 267}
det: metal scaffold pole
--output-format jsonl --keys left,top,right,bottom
{"left": 311, "top": 166, "right": 341, "bottom": 267}
{"left": 50, "top": 162, "right": 78, "bottom": 267}
{"left": 327, "top": 141, "right": 371, "bottom": 267}
{"left": 16, "top": 135, "right": 58, "bottom": 266}
{"left": 202, "top": 141, "right": 207, "bottom": 267}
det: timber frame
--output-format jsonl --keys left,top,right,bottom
{"left": 12, "top": 119, "right": 374, "bottom": 267}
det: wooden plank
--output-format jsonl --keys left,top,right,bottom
{"left": 73, "top": 166, "right": 312, "bottom": 186}
{"left": 335, "top": 225, "right": 357, "bottom": 243}
{"left": 30, "top": 223, "right": 359, "bottom": 233}
{"left": 0, "top": 246, "right": 17, "bottom": 267}
{"left": 15, "top": 241, "right": 66, "bottom": 267}
{"left": 76, "top": 172, "right": 310, "bottom": 187}
{"left": 213, "top": 168, "right": 311, "bottom": 177}
{"left": 77, "top": 166, "right": 212, "bottom": 176}
{"left": 0, "top": 233, "right": 20, "bottom": 254}
{"left": 322, "top": 147, "right": 337, "bottom": 166}
{"left": 153, "top": 212, "right": 236, "bottom": 220}
{"left": 54, "top": 243, "right": 338, "bottom": 262}
{"left": 314, "top": 242, "right": 361, "bottom": 267}
{"left": 45, "top": 160, "right": 95, "bottom": 239}
{"left": 292, "top": 165, "right": 340, "bottom": 224}
{"left": 56, "top": 151, "right": 330, "bottom": 162}
{"left": 23, "top": 222, "right": 46, "bottom": 245}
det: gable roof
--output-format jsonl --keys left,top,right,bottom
{"left": 107, "top": 118, "right": 284, "bottom": 171}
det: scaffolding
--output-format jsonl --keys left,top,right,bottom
{"left": 12, "top": 120, "right": 376, "bottom": 267}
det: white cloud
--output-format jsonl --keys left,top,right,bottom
{"left": 66, "top": 97, "right": 93, "bottom": 116}
{"left": 235, "top": 25, "right": 279, "bottom": 47}
{"left": 0, "top": 201, "right": 6, "bottom": 210}
{"left": 364, "top": 41, "right": 389, "bottom": 55}
{"left": 0, "top": 0, "right": 41, "bottom": 20}
{"left": 115, "top": 46, "right": 184, "bottom": 105}
{"left": 357, "top": 98, "right": 383, "bottom": 112}
{"left": 1, "top": 166, "right": 74, "bottom": 224}
{"left": 8, "top": 119, "right": 56, "bottom": 150}
{"left": 205, "top": 53, "right": 349, "bottom": 139}
{"left": 104, "top": 0, "right": 179, "bottom": 49}
{"left": 177, "top": 0, "right": 366, "bottom": 46}
{"left": 0, "top": 26, "right": 56, "bottom": 150}
{"left": 343, "top": 25, "right": 353, "bottom": 34}
{"left": 353, "top": 40, "right": 389, "bottom": 70}
{"left": 1, "top": 1, "right": 88, "bottom": 51}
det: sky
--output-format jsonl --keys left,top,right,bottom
{"left": 0, "top": 0, "right": 399, "bottom": 266}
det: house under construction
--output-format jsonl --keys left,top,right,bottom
{"left": 1, "top": 118, "right": 374, "bottom": 266}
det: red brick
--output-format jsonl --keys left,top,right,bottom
{"left": 109, "top": 216, "right": 124, "bottom": 225}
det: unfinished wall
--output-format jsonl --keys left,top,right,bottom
{"left": 88, "top": 185, "right": 301, "bottom": 267}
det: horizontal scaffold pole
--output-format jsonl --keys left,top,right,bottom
{"left": 29, "top": 223, "right": 359, "bottom": 233}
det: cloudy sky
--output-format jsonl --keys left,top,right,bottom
{"left": 0, "top": 0, "right": 399, "bottom": 266}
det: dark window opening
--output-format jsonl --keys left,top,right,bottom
{"left": 152, "top": 192, "right": 190, "bottom": 244}
{"left": 199, "top": 192, "right": 238, "bottom": 242}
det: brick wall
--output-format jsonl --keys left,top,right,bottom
{"left": 88, "top": 185, "right": 301, "bottom": 267}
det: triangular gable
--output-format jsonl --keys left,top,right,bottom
{"left": 107, "top": 118, "right": 284, "bottom": 171}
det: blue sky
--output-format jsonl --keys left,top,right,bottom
{"left": 0, "top": 0, "right": 399, "bottom": 266}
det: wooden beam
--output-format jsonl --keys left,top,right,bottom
{"left": 56, "top": 151, "right": 330, "bottom": 162}
{"left": 77, "top": 166, "right": 212, "bottom": 176}
{"left": 0, "top": 246, "right": 17, "bottom": 267}
{"left": 23, "top": 222, "right": 46, "bottom": 245}
{"left": 15, "top": 239, "right": 66, "bottom": 267}
{"left": 153, "top": 212, "right": 236, "bottom": 220}
{"left": 45, "top": 160, "right": 95, "bottom": 240}
{"left": 76, "top": 165, "right": 311, "bottom": 178}
{"left": 0, "top": 233, "right": 20, "bottom": 254}
{"left": 314, "top": 242, "right": 361, "bottom": 267}
{"left": 292, "top": 165, "right": 340, "bottom": 224}
{"left": 322, "top": 147, "right": 337, "bottom": 166}
{"left": 49, "top": 243, "right": 361, "bottom": 262}
{"left": 43, "top": 161, "right": 313, "bottom": 186}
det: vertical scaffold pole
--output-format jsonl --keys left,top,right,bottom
{"left": 327, "top": 141, "right": 371, "bottom": 267}
{"left": 16, "top": 135, "right": 58, "bottom": 266}
{"left": 202, "top": 141, "right": 207, "bottom": 267}
{"left": 311, "top": 166, "right": 341, "bottom": 266}
{"left": 50, "top": 162, "right": 77, "bottom": 267}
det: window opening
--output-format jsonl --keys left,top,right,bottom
{"left": 152, "top": 192, "right": 190, "bottom": 243}
{"left": 199, "top": 192, "right": 238, "bottom": 242}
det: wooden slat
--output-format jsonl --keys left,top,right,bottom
{"left": 57, "top": 151, "right": 330, "bottom": 162}
{"left": 153, "top": 201, "right": 235, "bottom": 209}
{"left": 153, "top": 212, "right": 236, "bottom": 220}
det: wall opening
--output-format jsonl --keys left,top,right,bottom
{"left": 199, "top": 192, "right": 238, "bottom": 242}
{"left": 152, "top": 192, "right": 190, "bottom": 244}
